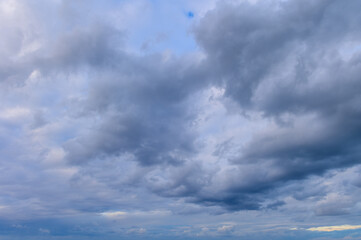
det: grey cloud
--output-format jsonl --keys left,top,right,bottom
{"left": 265, "top": 200, "right": 285, "bottom": 210}
{"left": 62, "top": 49, "right": 207, "bottom": 166}
{"left": 192, "top": 193, "right": 261, "bottom": 211}
{"left": 61, "top": 0, "right": 361, "bottom": 213}
{"left": 3, "top": 0, "right": 361, "bottom": 228}
{"left": 143, "top": 0, "right": 361, "bottom": 211}
{"left": 195, "top": 0, "right": 361, "bottom": 112}
{"left": 0, "top": 2, "right": 208, "bottom": 167}
{"left": 146, "top": 162, "right": 211, "bottom": 198}
{"left": 42, "top": 24, "right": 123, "bottom": 71}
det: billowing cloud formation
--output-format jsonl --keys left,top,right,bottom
{"left": 1, "top": 0, "right": 361, "bottom": 239}
{"left": 183, "top": 0, "right": 361, "bottom": 210}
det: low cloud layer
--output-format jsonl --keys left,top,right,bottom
{"left": 308, "top": 225, "right": 361, "bottom": 232}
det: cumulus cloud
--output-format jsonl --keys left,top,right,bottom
{"left": 179, "top": 0, "right": 361, "bottom": 210}
{"left": 1, "top": 0, "right": 361, "bottom": 239}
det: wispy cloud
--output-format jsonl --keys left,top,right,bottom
{"left": 100, "top": 211, "right": 127, "bottom": 218}
{"left": 307, "top": 225, "right": 361, "bottom": 232}
{"left": 100, "top": 210, "right": 171, "bottom": 219}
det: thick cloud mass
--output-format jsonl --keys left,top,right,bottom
{"left": 185, "top": 0, "right": 361, "bottom": 209}
{"left": 63, "top": 49, "right": 205, "bottom": 166}
{"left": 1, "top": 0, "right": 361, "bottom": 239}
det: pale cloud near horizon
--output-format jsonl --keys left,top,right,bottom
{"left": 307, "top": 225, "right": 361, "bottom": 232}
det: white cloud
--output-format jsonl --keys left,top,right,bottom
{"left": 307, "top": 225, "right": 361, "bottom": 232}
{"left": 127, "top": 228, "right": 146, "bottom": 234}
{"left": 217, "top": 224, "right": 234, "bottom": 232}
{"left": 39, "top": 228, "right": 50, "bottom": 234}
{"left": 0, "top": 107, "right": 31, "bottom": 121}
{"left": 100, "top": 210, "right": 171, "bottom": 219}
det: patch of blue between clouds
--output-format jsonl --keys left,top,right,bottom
{"left": 187, "top": 11, "right": 194, "bottom": 18}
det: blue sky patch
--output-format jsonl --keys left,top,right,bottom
{"left": 187, "top": 11, "right": 194, "bottom": 18}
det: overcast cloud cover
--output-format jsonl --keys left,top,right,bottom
{"left": 1, "top": 0, "right": 361, "bottom": 239}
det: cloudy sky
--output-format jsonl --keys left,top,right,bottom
{"left": 1, "top": 0, "right": 361, "bottom": 239}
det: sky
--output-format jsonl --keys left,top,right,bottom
{"left": 1, "top": 0, "right": 361, "bottom": 239}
